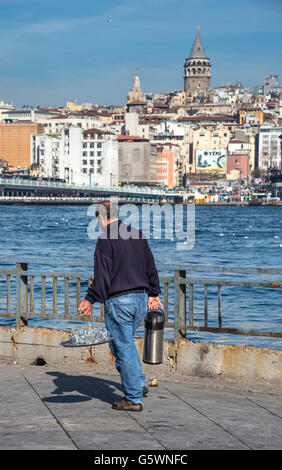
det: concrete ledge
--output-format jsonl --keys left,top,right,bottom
{"left": 0, "top": 326, "right": 281, "bottom": 383}
{"left": 176, "top": 339, "right": 282, "bottom": 382}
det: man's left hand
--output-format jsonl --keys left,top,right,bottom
{"left": 148, "top": 296, "right": 163, "bottom": 311}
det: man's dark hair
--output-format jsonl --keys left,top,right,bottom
{"left": 95, "top": 200, "right": 118, "bottom": 220}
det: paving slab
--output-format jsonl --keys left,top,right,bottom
{"left": 0, "top": 362, "right": 281, "bottom": 450}
{"left": 0, "top": 418, "right": 76, "bottom": 450}
{"left": 163, "top": 382, "right": 282, "bottom": 450}
{"left": 245, "top": 393, "right": 282, "bottom": 418}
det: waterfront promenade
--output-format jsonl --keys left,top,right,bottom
{"left": 1, "top": 359, "right": 281, "bottom": 451}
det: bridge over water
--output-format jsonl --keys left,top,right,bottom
{"left": 0, "top": 178, "right": 185, "bottom": 204}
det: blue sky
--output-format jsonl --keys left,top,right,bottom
{"left": 0, "top": 0, "right": 281, "bottom": 107}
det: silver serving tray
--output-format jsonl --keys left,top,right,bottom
{"left": 60, "top": 340, "right": 110, "bottom": 347}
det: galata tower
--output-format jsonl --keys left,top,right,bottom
{"left": 184, "top": 25, "right": 211, "bottom": 96}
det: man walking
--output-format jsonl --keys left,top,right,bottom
{"left": 78, "top": 201, "right": 162, "bottom": 412}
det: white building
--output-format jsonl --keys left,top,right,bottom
{"left": 31, "top": 126, "right": 118, "bottom": 187}
{"left": 264, "top": 74, "right": 280, "bottom": 96}
{"left": 258, "top": 126, "right": 282, "bottom": 171}
{"left": 124, "top": 112, "right": 151, "bottom": 139}
{"left": 228, "top": 139, "right": 250, "bottom": 155}
{"left": 31, "top": 134, "right": 61, "bottom": 179}
{"left": 153, "top": 120, "right": 186, "bottom": 141}
{"left": 0, "top": 100, "right": 14, "bottom": 120}
{"left": 41, "top": 114, "right": 105, "bottom": 135}
{"left": 1, "top": 108, "right": 52, "bottom": 123}
{"left": 79, "top": 127, "right": 118, "bottom": 187}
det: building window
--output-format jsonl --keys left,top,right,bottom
{"left": 82, "top": 143, "right": 87, "bottom": 148}
{"left": 82, "top": 152, "right": 87, "bottom": 156}
{"left": 97, "top": 143, "right": 102, "bottom": 148}
{"left": 82, "top": 160, "right": 87, "bottom": 165}
{"left": 90, "top": 143, "right": 94, "bottom": 148}
{"left": 90, "top": 151, "right": 94, "bottom": 156}
{"left": 97, "top": 151, "right": 102, "bottom": 157}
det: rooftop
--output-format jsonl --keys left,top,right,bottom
{"left": 83, "top": 128, "right": 114, "bottom": 136}
{"left": 127, "top": 100, "right": 147, "bottom": 105}
{"left": 117, "top": 135, "right": 149, "bottom": 142}
{"left": 178, "top": 115, "right": 236, "bottom": 122}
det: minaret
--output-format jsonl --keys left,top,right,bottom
{"left": 184, "top": 25, "right": 211, "bottom": 96}
{"left": 127, "top": 73, "right": 145, "bottom": 103}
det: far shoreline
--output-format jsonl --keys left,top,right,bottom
{"left": 0, "top": 199, "right": 281, "bottom": 207}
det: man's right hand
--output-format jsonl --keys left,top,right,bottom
{"left": 78, "top": 299, "right": 92, "bottom": 317}
{"left": 148, "top": 296, "right": 163, "bottom": 311}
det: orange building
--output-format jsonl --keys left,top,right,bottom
{"left": 238, "top": 109, "right": 263, "bottom": 125}
{"left": 0, "top": 122, "right": 44, "bottom": 168}
{"left": 156, "top": 144, "right": 177, "bottom": 188}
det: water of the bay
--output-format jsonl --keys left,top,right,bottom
{"left": 0, "top": 203, "right": 281, "bottom": 349}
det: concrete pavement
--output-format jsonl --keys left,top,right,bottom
{"left": 0, "top": 361, "right": 281, "bottom": 450}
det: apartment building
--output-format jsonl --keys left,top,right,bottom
{"left": 80, "top": 128, "right": 118, "bottom": 187}
{"left": 0, "top": 100, "right": 14, "bottom": 120}
{"left": 192, "top": 125, "right": 231, "bottom": 173}
{"left": 31, "top": 134, "right": 61, "bottom": 179}
{"left": 41, "top": 114, "right": 105, "bottom": 135}
{"left": 0, "top": 122, "right": 44, "bottom": 168}
{"left": 31, "top": 126, "right": 118, "bottom": 187}
{"left": 258, "top": 126, "right": 282, "bottom": 171}
{"left": 155, "top": 143, "right": 179, "bottom": 188}
{"left": 117, "top": 136, "right": 158, "bottom": 185}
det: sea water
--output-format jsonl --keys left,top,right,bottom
{"left": 0, "top": 204, "right": 281, "bottom": 349}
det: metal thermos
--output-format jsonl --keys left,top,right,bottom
{"left": 143, "top": 309, "right": 165, "bottom": 364}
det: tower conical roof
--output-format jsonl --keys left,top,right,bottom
{"left": 189, "top": 26, "right": 207, "bottom": 59}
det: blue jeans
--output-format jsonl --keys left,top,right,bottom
{"left": 104, "top": 292, "right": 148, "bottom": 404}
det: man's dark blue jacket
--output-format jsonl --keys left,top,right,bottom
{"left": 85, "top": 219, "right": 160, "bottom": 304}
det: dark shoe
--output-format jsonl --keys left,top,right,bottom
{"left": 112, "top": 398, "right": 143, "bottom": 412}
{"left": 142, "top": 386, "right": 149, "bottom": 396}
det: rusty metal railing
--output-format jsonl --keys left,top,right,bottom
{"left": 0, "top": 260, "right": 281, "bottom": 343}
{"left": 172, "top": 264, "right": 282, "bottom": 343}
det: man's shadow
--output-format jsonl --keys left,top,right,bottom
{"left": 43, "top": 372, "right": 123, "bottom": 405}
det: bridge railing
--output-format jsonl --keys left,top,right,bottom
{"left": 0, "top": 177, "right": 179, "bottom": 196}
{"left": 0, "top": 259, "right": 281, "bottom": 343}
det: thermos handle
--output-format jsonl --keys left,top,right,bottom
{"left": 147, "top": 306, "right": 164, "bottom": 314}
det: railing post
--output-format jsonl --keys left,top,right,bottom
{"left": 174, "top": 267, "right": 186, "bottom": 343}
{"left": 16, "top": 262, "right": 28, "bottom": 328}
{"left": 204, "top": 284, "right": 208, "bottom": 327}
{"left": 218, "top": 284, "right": 222, "bottom": 328}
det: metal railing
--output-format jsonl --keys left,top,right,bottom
{"left": 0, "top": 259, "right": 281, "bottom": 343}
{"left": 0, "top": 177, "right": 182, "bottom": 197}
{"left": 172, "top": 265, "right": 282, "bottom": 343}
